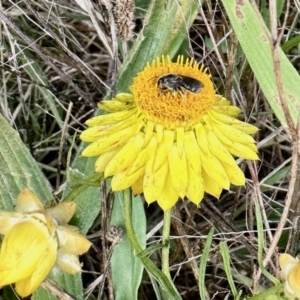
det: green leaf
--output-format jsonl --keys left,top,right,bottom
{"left": 32, "top": 287, "right": 58, "bottom": 300}
{"left": 219, "top": 242, "right": 240, "bottom": 299}
{"left": 110, "top": 192, "right": 146, "bottom": 300}
{"left": 18, "top": 49, "right": 63, "bottom": 128}
{"left": 53, "top": 273, "right": 84, "bottom": 300}
{"left": 122, "top": 189, "right": 182, "bottom": 299}
{"left": 33, "top": 273, "right": 84, "bottom": 300}
{"left": 221, "top": 0, "right": 300, "bottom": 128}
{"left": 63, "top": 152, "right": 101, "bottom": 235}
{"left": 116, "top": 0, "right": 199, "bottom": 92}
{"left": 0, "top": 114, "right": 52, "bottom": 208}
{"left": 282, "top": 35, "right": 300, "bottom": 53}
{"left": 254, "top": 200, "right": 279, "bottom": 285}
{"left": 0, "top": 114, "right": 85, "bottom": 300}
{"left": 260, "top": 166, "right": 290, "bottom": 192}
{"left": 199, "top": 227, "right": 214, "bottom": 300}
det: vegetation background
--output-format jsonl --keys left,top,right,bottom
{"left": 0, "top": 0, "right": 299, "bottom": 299}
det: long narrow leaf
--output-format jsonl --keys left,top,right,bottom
{"left": 110, "top": 192, "right": 146, "bottom": 300}
{"left": 0, "top": 114, "right": 52, "bottom": 208}
{"left": 221, "top": 0, "right": 300, "bottom": 127}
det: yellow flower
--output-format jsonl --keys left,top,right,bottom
{"left": 279, "top": 253, "right": 300, "bottom": 299}
{"left": 0, "top": 188, "right": 92, "bottom": 297}
{"left": 80, "top": 55, "right": 258, "bottom": 210}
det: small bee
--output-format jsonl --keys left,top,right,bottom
{"left": 157, "top": 73, "right": 204, "bottom": 97}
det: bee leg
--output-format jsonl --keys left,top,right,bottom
{"left": 178, "top": 87, "right": 186, "bottom": 99}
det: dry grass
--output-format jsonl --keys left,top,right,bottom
{"left": 0, "top": 0, "right": 298, "bottom": 299}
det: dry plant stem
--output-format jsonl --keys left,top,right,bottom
{"left": 201, "top": 199, "right": 257, "bottom": 256}
{"left": 224, "top": 33, "right": 238, "bottom": 99}
{"left": 269, "top": 0, "right": 300, "bottom": 254}
{"left": 0, "top": 10, "right": 93, "bottom": 103}
{"left": 286, "top": 124, "right": 300, "bottom": 255}
{"left": 200, "top": 2, "right": 226, "bottom": 73}
{"left": 99, "top": 0, "right": 118, "bottom": 58}
{"left": 162, "top": 209, "right": 172, "bottom": 280}
{"left": 41, "top": 279, "right": 75, "bottom": 300}
{"left": 269, "top": 0, "right": 295, "bottom": 138}
{"left": 83, "top": 0, "right": 114, "bottom": 58}
{"left": 247, "top": 162, "right": 274, "bottom": 288}
{"left": 98, "top": 181, "right": 114, "bottom": 300}
{"left": 107, "top": 192, "right": 116, "bottom": 300}
{"left": 0, "top": 2, "right": 9, "bottom": 120}
{"left": 172, "top": 207, "right": 199, "bottom": 280}
{"left": 248, "top": 162, "right": 273, "bottom": 243}
{"left": 199, "top": 0, "right": 226, "bottom": 74}
{"left": 21, "top": 0, "right": 109, "bottom": 95}
{"left": 99, "top": 180, "right": 108, "bottom": 300}
{"left": 261, "top": 137, "right": 300, "bottom": 267}
{"left": 56, "top": 102, "right": 73, "bottom": 190}
{"left": 1, "top": 20, "right": 26, "bottom": 120}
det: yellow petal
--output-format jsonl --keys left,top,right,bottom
{"left": 155, "top": 124, "right": 164, "bottom": 143}
{"left": 143, "top": 161, "right": 168, "bottom": 202}
{"left": 186, "top": 161, "right": 204, "bottom": 205}
{"left": 85, "top": 109, "right": 134, "bottom": 127}
{"left": 196, "top": 125, "right": 230, "bottom": 189}
{"left": 81, "top": 114, "right": 140, "bottom": 143}
{"left": 153, "top": 130, "right": 174, "bottom": 171}
{"left": 97, "top": 100, "right": 134, "bottom": 112}
{"left": 184, "top": 131, "right": 201, "bottom": 175}
{"left": 202, "top": 170, "right": 223, "bottom": 198}
{"left": 220, "top": 161, "right": 245, "bottom": 186}
{"left": 214, "top": 96, "right": 230, "bottom": 106}
{"left": 16, "top": 188, "right": 44, "bottom": 213}
{"left": 176, "top": 127, "right": 185, "bottom": 157}
{"left": 82, "top": 124, "right": 141, "bottom": 156}
{"left": 211, "top": 120, "right": 257, "bottom": 145}
{"left": 168, "top": 143, "right": 188, "bottom": 198}
{"left": 56, "top": 252, "right": 81, "bottom": 274}
{"left": 288, "top": 262, "right": 300, "bottom": 295}
{"left": 0, "top": 211, "right": 23, "bottom": 235}
{"left": 111, "top": 166, "right": 145, "bottom": 190}
{"left": 206, "top": 129, "right": 245, "bottom": 185}
{"left": 144, "top": 137, "right": 168, "bottom": 201}
{"left": 279, "top": 253, "right": 297, "bottom": 272}
{"left": 14, "top": 234, "right": 57, "bottom": 297}
{"left": 212, "top": 101, "right": 241, "bottom": 116}
{"left": 112, "top": 137, "right": 157, "bottom": 190}
{"left": 56, "top": 226, "right": 92, "bottom": 255}
{"left": 95, "top": 148, "right": 120, "bottom": 172}
{"left": 209, "top": 109, "right": 257, "bottom": 130}
{"left": 212, "top": 127, "right": 259, "bottom": 160}
{"left": 156, "top": 175, "right": 179, "bottom": 211}
{"left": 0, "top": 218, "right": 56, "bottom": 288}
{"left": 105, "top": 132, "right": 145, "bottom": 176}
{"left": 97, "top": 93, "right": 133, "bottom": 109}
{"left": 131, "top": 176, "right": 144, "bottom": 196}
{"left": 127, "top": 142, "right": 153, "bottom": 175}
{"left": 206, "top": 129, "right": 239, "bottom": 167}
{"left": 80, "top": 126, "right": 111, "bottom": 142}
{"left": 230, "top": 122, "right": 259, "bottom": 134}
{"left": 143, "top": 121, "right": 155, "bottom": 146}
{"left": 47, "top": 202, "right": 76, "bottom": 225}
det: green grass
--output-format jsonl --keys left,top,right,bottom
{"left": 0, "top": 0, "right": 299, "bottom": 299}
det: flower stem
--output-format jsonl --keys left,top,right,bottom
{"left": 122, "top": 189, "right": 182, "bottom": 300}
{"left": 123, "top": 189, "right": 143, "bottom": 253}
{"left": 162, "top": 209, "right": 172, "bottom": 279}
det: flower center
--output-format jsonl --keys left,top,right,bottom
{"left": 130, "top": 56, "right": 216, "bottom": 130}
